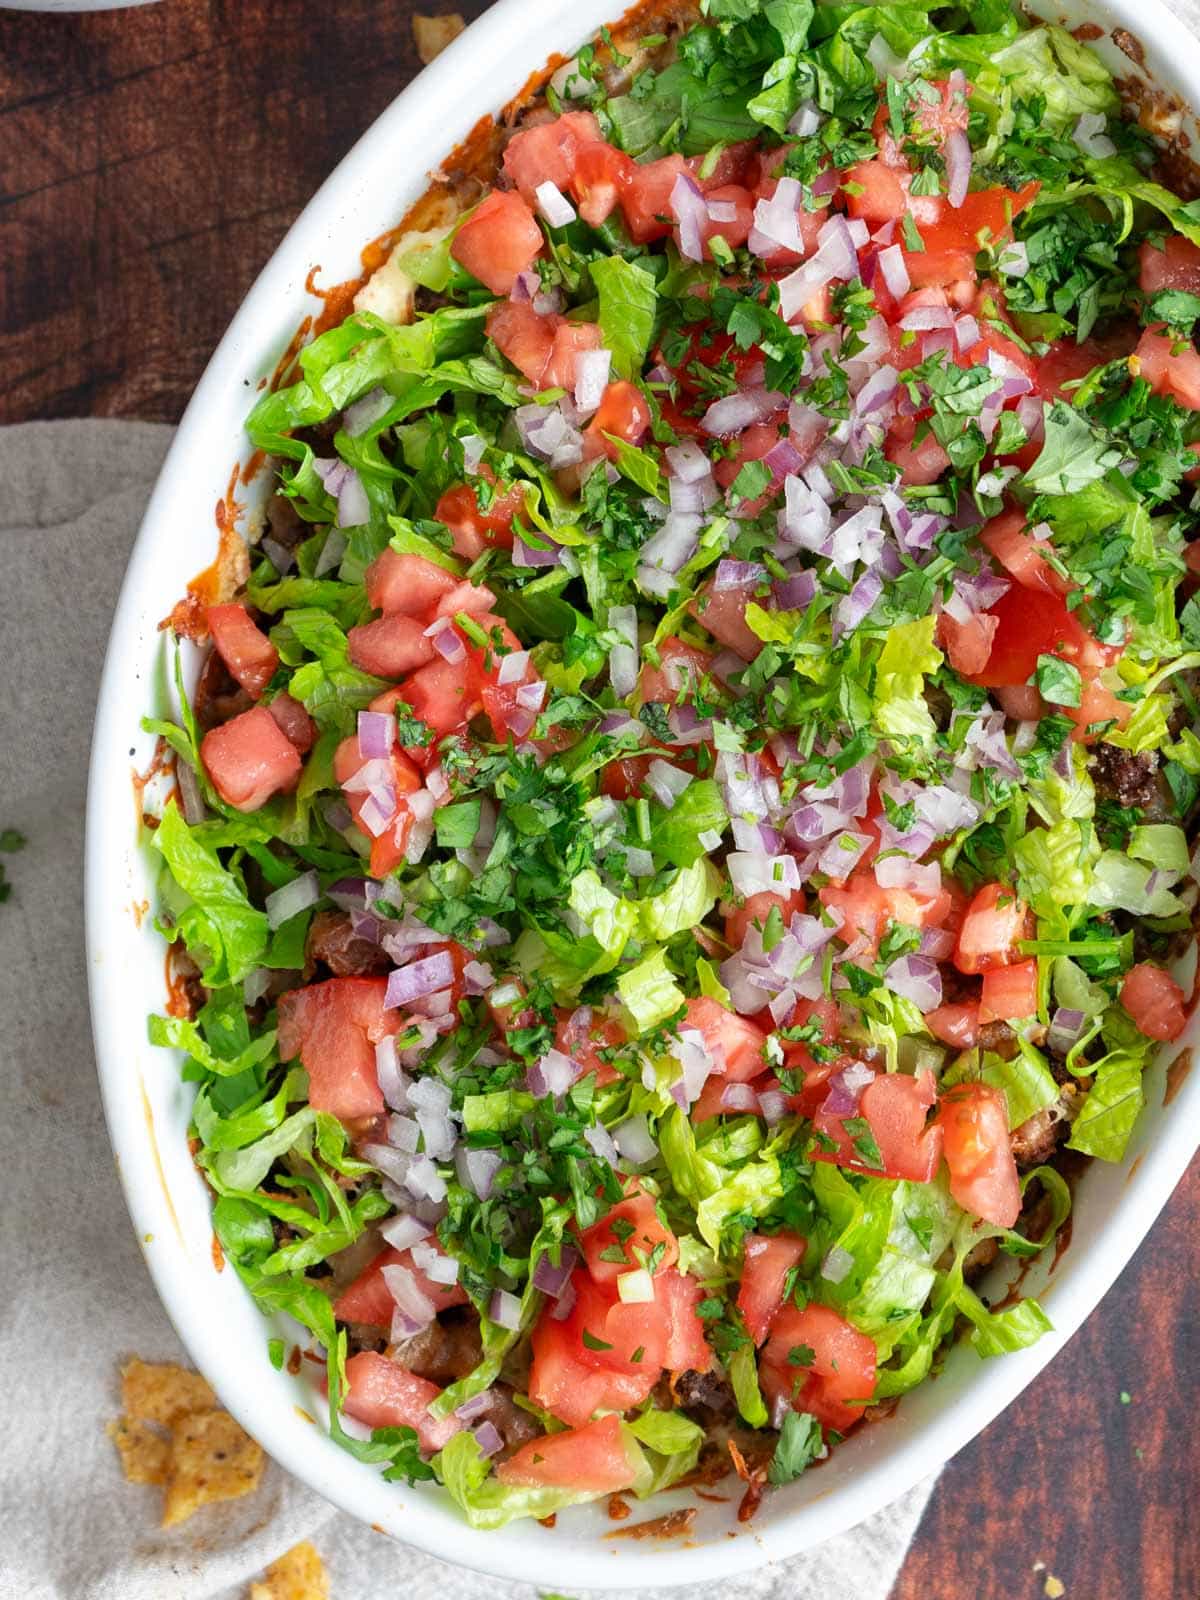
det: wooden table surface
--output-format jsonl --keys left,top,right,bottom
{"left": 3, "top": 4, "right": 1196, "bottom": 1594}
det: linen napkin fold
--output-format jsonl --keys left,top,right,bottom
{"left": 0, "top": 419, "right": 935, "bottom": 1600}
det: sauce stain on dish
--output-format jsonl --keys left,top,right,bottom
{"left": 140, "top": 1078, "right": 184, "bottom": 1247}
{"left": 160, "top": 462, "right": 249, "bottom": 639}
{"left": 604, "top": 1507, "right": 696, "bottom": 1540}
{"left": 211, "top": 1231, "right": 225, "bottom": 1273}
{"left": 1164, "top": 1046, "right": 1193, "bottom": 1105}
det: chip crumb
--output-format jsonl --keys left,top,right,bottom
{"left": 121, "top": 1358, "right": 216, "bottom": 1427}
{"left": 413, "top": 13, "right": 465, "bottom": 63}
{"left": 162, "top": 1408, "right": 265, "bottom": 1527}
{"left": 1044, "top": 1577, "right": 1066, "bottom": 1598}
{"left": 249, "top": 1540, "right": 329, "bottom": 1600}
{"left": 107, "top": 1416, "right": 171, "bottom": 1485}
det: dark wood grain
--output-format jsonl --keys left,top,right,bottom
{"left": 1, "top": 6, "right": 1197, "bottom": 1595}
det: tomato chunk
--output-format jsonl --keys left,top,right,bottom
{"left": 935, "top": 1082, "right": 1021, "bottom": 1228}
{"left": 813, "top": 1069, "right": 943, "bottom": 1183}
{"left": 658, "top": 1267, "right": 712, "bottom": 1372}
{"left": 436, "top": 471, "right": 528, "bottom": 559}
{"left": 277, "top": 976, "right": 401, "bottom": 1120}
{"left": 570, "top": 140, "right": 636, "bottom": 226}
{"left": 689, "top": 574, "right": 765, "bottom": 661}
{"left": 497, "top": 1413, "right": 642, "bottom": 1493}
{"left": 725, "top": 889, "right": 805, "bottom": 952}
{"left": 502, "top": 110, "right": 603, "bottom": 205}
{"left": 980, "top": 958, "right": 1039, "bottom": 1022}
{"left": 954, "top": 883, "right": 1030, "bottom": 975}
{"left": 637, "top": 636, "right": 713, "bottom": 707}
{"left": 1121, "top": 961, "right": 1188, "bottom": 1041}
{"left": 980, "top": 508, "right": 1068, "bottom": 596}
{"left": 579, "top": 1185, "right": 679, "bottom": 1286}
{"left": 365, "top": 549, "right": 460, "bottom": 617}
{"left": 737, "top": 1233, "right": 807, "bottom": 1345}
{"left": 1134, "top": 325, "right": 1200, "bottom": 410}
{"left": 347, "top": 613, "right": 436, "bottom": 679}
{"left": 451, "top": 190, "right": 543, "bottom": 295}
{"left": 268, "top": 692, "right": 316, "bottom": 754}
{"left": 528, "top": 1303, "right": 657, "bottom": 1426}
{"left": 486, "top": 299, "right": 558, "bottom": 386}
{"left": 760, "top": 1303, "right": 877, "bottom": 1433}
{"left": 683, "top": 995, "right": 768, "bottom": 1082}
{"left": 621, "top": 154, "right": 689, "bottom": 243}
{"left": 341, "top": 1352, "right": 461, "bottom": 1453}
{"left": 1139, "top": 234, "right": 1200, "bottom": 294}
{"left": 584, "top": 380, "right": 652, "bottom": 461}
{"left": 925, "top": 1002, "right": 980, "bottom": 1050}
{"left": 206, "top": 603, "right": 279, "bottom": 699}
{"left": 200, "top": 704, "right": 302, "bottom": 812}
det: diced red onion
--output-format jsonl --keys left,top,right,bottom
{"left": 901, "top": 305, "right": 954, "bottom": 333}
{"left": 380, "top": 1212, "right": 432, "bottom": 1250}
{"left": 535, "top": 179, "right": 577, "bottom": 227}
{"left": 944, "top": 129, "right": 971, "bottom": 209}
{"left": 489, "top": 1289, "right": 522, "bottom": 1330}
{"left": 788, "top": 100, "right": 822, "bottom": 136}
{"left": 750, "top": 175, "right": 805, "bottom": 257}
{"left": 823, "top": 1060, "right": 875, "bottom": 1117}
{"left": 455, "top": 1145, "right": 502, "bottom": 1199}
{"left": 833, "top": 569, "right": 883, "bottom": 638}
{"left": 496, "top": 649, "right": 529, "bottom": 687}
{"left": 1074, "top": 112, "right": 1116, "bottom": 159}
{"left": 455, "top": 1390, "right": 495, "bottom": 1423}
{"left": 638, "top": 512, "right": 700, "bottom": 588}
{"left": 1047, "top": 1006, "right": 1087, "bottom": 1053}
{"left": 954, "top": 314, "right": 981, "bottom": 354}
{"left": 721, "top": 1082, "right": 760, "bottom": 1114}
{"left": 612, "top": 1112, "right": 657, "bottom": 1166}
{"left": 920, "top": 926, "right": 957, "bottom": 962}
{"left": 358, "top": 710, "right": 394, "bottom": 760}
{"left": 344, "top": 385, "right": 393, "bottom": 438}
{"left": 532, "top": 1246, "right": 579, "bottom": 1299}
{"left": 404, "top": 1154, "right": 448, "bottom": 1204}
{"left": 385, "top": 950, "right": 456, "bottom": 1008}
{"left": 701, "top": 386, "right": 785, "bottom": 439}
{"left": 381, "top": 1262, "right": 437, "bottom": 1328}
{"left": 388, "top": 1113, "right": 421, "bottom": 1154}
{"left": 412, "top": 1241, "right": 459, "bottom": 1285}
{"left": 176, "top": 759, "right": 208, "bottom": 825}
{"left": 429, "top": 622, "right": 467, "bottom": 665}
{"left": 261, "top": 535, "right": 295, "bottom": 576}
{"left": 758, "top": 1089, "right": 789, "bottom": 1124}
{"left": 357, "top": 787, "right": 398, "bottom": 839}
{"left": 666, "top": 440, "right": 712, "bottom": 483}
{"left": 461, "top": 433, "right": 487, "bottom": 474}
{"left": 997, "top": 241, "right": 1030, "bottom": 279}
{"left": 551, "top": 1276, "right": 578, "bottom": 1321}
{"left": 645, "top": 758, "right": 693, "bottom": 809}
{"left": 875, "top": 856, "right": 942, "bottom": 895}
{"left": 527, "top": 1047, "right": 580, "bottom": 1098}
{"left": 866, "top": 30, "right": 905, "bottom": 78}
{"left": 585, "top": 1121, "right": 620, "bottom": 1165}
{"left": 821, "top": 1245, "right": 855, "bottom": 1284}
{"left": 472, "top": 1420, "right": 504, "bottom": 1458}
{"left": 773, "top": 569, "right": 818, "bottom": 611}
{"left": 376, "top": 1038, "right": 411, "bottom": 1110}
{"left": 243, "top": 967, "right": 272, "bottom": 1006}
{"left": 877, "top": 243, "right": 910, "bottom": 299}
{"left": 574, "top": 348, "right": 612, "bottom": 414}
{"left": 780, "top": 474, "right": 832, "bottom": 550}
{"left": 314, "top": 527, "right": 347, "bottom": 578}
{"left": 670, "top": 171, "right": 709, "bottom": 263}
{"left": 513, "top": 534, "right": 562, "bottom": 568}
{"left": 884, "top": 952, "right": 943, "bottom": 1012}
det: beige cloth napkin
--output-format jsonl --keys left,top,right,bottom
{"left": 0, "top": 420, "right": 934, "bottom": 1599}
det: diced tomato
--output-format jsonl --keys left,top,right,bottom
{"left": 267, "top": 692, "right": 316, "bottom": 754}
{"left": 814, "top": 1069, "right": 943, "bottom": 1183}
{"left": 435, "top": 470, "right": 528, "bottom": 559}
{"left": 844, "top": 159, "right": 907, "bottom": 223}
{"left": 621, "top": 154, "right": 689, "bottom": 243}
{"left": 690, "top": 139, "right": 759, "bottom": 191}
{"left": 819, "top": 869, "right": 952, "bottom": 959}
{"left": 333, "top": 734, "right": 422, "bottom": 875}
{"left": 724, "top": 889, "right": 805, "bottom": 952}
{"left": 569, "top": 139, "right": 636, "bottom": 226}
{"left": 903, "top": 247, "right": 977, "bottom": 292}
{"left": 964, "top": 585, "right": 1102, "bottom": 690}
{"left": 1140, "top": 234, "right": 1200, "bottom": 294}
{"left": 953, "top": 882, "right": 1030, "bottom": 975}
{"left": 692, "top": 182, "right": 755, "bottom": 256}
{"left": 542, "top": 319, "right": 604, "bottom": 392}
{"left": 200, "top": 704, "right": 302, "bottom": 812}
{"left": 347, "top": 613, "right": 436, "bottom": 679}
{"left": 564, "top": 1271, "right": 669, "bottom": 1376}
{"left": 555, "top": 1007, "right": 625, "bottom": 1088}
{"left": 432, "top": 579, "right": 497, "bottom": 620}
{"left": 206, "top": 603, "right": 279, "bottom": 699}
{"left": 683, "top": 995, "right": 768, "bottom": 1082}
{"left": 776, "top": 995, "right": 841, "bottom": 1115}
{"left": 760, "top": 1303, "right": 877, "bottom": 1434}
{"left": 486, "top": 299, "right": 558, "bottom": 386}
{"left": 599, "top": 754, "right": 653, "bottom": 800}
{"left": 688, "top": 575, "right": 766, "bottom": 661}
{"left": 528, "top": 1303, "right": 657, "bottom": 1426}
{"left": 1134, "top": 325, "right": 1200, "bottom": 410}
{"left": 980, "top": 507, "right": 1068, "bottom": 596}
{"left": 658, "top": 1267, "right": 713, "bottom": 1372}
{"left": 584, "top": 380, "right": 652, "bottom": 461}
{"left": 1121, "top": 961, "right": 1188, "bottom": 1041}
{"left": 737, "top": 1233, "right": 807, "bottom": 1345}
{"left": 333, "top": 1244, "right": 470, "bottom": 1326}
{"left": 637, "top": 636, "right": 713, "bottom": 706}
{"left": 925, "top": 1002, "right": 980, "bottom": 1050}
{"left": 980, "top": 958, "right": 1039, "bottom": 1022}
{"left": 399, "top": 656, "right": 480, "bottom": 738}
{"left": 579, "top": 1185, "right": 679, "bottom": 1287}
{"left": 939, "top": 610, "right": 999, "bottom": 676}
{"left": 1035, "top": 332, "right": 1132, "bottom": 400}
{"left": 450, "top": 189, "right": 543, "bottom": 295}
{"left": 502, "top": 110, "right": 603, "bottom": 204}
{"left": 277, "top": 976, "right": 401, "bottom": 1120}
{"left": 885, "top": 414, "right": 951, "bottom": 486}
{"left": 497, "top": 1413, "right": 641, "bottom": 1492}
{"left": 935, "top": 1082, "right": 1021, "bottom": 1228}
{"left": 917, "top": 183, "right": 1039, "bottom": 255}
{"left": 365, "top": 548, "right": 460, "bottom": 617}
{"left": 340, "top": 1352, "right": 461, "bottom": 1453}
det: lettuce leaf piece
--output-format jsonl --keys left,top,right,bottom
{"left": 148, "top": 1014, "right": 277, "bottom": 1079}
{"left": 695, "top": 1150, "right": 783, "bottom": 1253}
{"left": 152, "top": 802, "right": 270, "bottom": 986}
{"left": 639, "top": 859, "right": 720, "bottom": 942}
{"left": 985, "top": 23, "right": 1117, "bottom": 128}
{"left": 1022, "top": 402, "right": 1123, "bottom": 496}
{"left": 728, "top": 1341, "right": 769, "bottom": 1427}
{"left": 981, "top": 1043, "right": 1060, "bottom": 1131}
{"left": 569, "top": 869, "right": 639, "bottom": 972}
{"left": 626, "top": 1408, "right": 704, "bottom": 1457}
{"left": 658, "top": 1106, "right": 724, "bottom": 1207}
{"left": 433, "top": 1427, "right": 652, "bottom": 1530}
{"left": 1067, "top": 1047, "right": 1147, "bottom": 1162}
{"left": 955, "top": 1285, "right": 1053, "bottom": 1356}
{"left": 618, "top": 948, "right": 687, "bottom": 1034}
{"left": 648, "top": 779, "right": 727, "bottom": 868}
{"left": 1128, "top": 823, "right": 1190, "bottom": 875}
{"left": 873, "top": 617, "right": 943, "bottom": 749}
{"left": 1088, "top": 852, "right": 1183, "bottom": 918}
{"left": 590, "top": 256, "right": 658, "bottom": 381}
{"left": 1013, "top": 818, "right": 1098, "bottom": 918}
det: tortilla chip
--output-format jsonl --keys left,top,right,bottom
{"left": 107, "top": 1416, "right": 171, "bottom": 1486}
{"left": 249, "top": 1541, "right": 330, "bottom": 1600}
{"left": 161, "top": 1408, "right": 265, "bottom": 1527}
{"left": 121, "top": 1358, "right": 216, "bottom": 1427}
{"left": 413, "top": 14, "right": 465, "bottom": 64}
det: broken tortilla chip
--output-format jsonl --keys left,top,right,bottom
{"left": 161, "top": 1408, "right": 265, "bottom": 1527}
{"left": 249, "top": 1540, "right": 330, "bottom": 1600}
{"left": 121, "top": 1358, "right": 216, "bottom": 1428}
{"left": 413, "top": 13, "right": 465, "bottom": 64}
{"left": 107, "top": 1416, "right": 171, "bottom": 1486}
